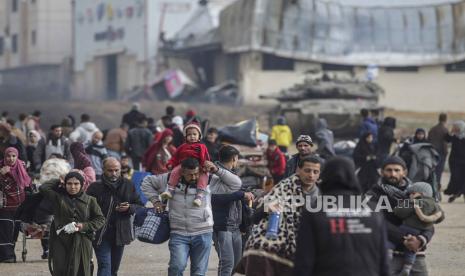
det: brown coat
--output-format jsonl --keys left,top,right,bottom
{"left": 104, "top": 127, "right": 127, "bottom": 152}
{"left": 428, "top": 122, "right": 449, "bottom": 155}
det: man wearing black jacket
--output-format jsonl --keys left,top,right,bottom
{"left": 366, "top": 156, "right": 442, "bottom": 275}
{"left": 202, "top": 127, "right": 221, "bottom": 162}
{"left": 210, "top": 146, "right": 254, "bottom": 276}
{"left": 294, "top": 157, "right": 389, "bottom": 276}
{"left": 86, "top": 157, "right": 143, "bottom": 276}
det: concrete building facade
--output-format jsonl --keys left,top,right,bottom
{"left": 0, "top": 0, "right": 72, "bottom": 100}
{"left": 0, "top": 0, "right": 72, "bottom": 69}
{"left": 72, "top": 0, "right": 201, "bottom": 100}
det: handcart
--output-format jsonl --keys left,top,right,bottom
{"left": 20, "top": 222, "right": 49, "bottom": 262}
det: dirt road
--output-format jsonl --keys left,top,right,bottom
{"left": 0, "top": 101, "right": 463, "bottom": 275}
{"left": 0, "top": 198, "right": 463, "bottom": 276}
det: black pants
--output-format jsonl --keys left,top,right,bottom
{"left": 0, "top": 210, "right": 20, "bottom": 261}
{"left": 41, "top": 238, "right": 49, "bottom": 252}
{"left": 131, "top": 156, "right": 142, "bottom": 171}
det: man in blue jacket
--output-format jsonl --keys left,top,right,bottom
{"left": 209, "top": 145, "right": 254, "bottom": 276}
{"left": 359, "top": 108, "right": 378, "bottom": 142}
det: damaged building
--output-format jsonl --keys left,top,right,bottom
{"left": 161, "top": 0, "right": 465, "bottom": 112}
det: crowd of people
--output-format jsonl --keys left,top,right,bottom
{"left": 0, "top": 104, "right": 461, "bottom": 276}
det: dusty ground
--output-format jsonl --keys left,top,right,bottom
{"left": 0, "top": 101, "right": 464, "bottom": 275}
{"left": 1, "top": 173, "right": 464, "bottom": 275}
{"left": 0, "top": 191, "right": 463, "bottom": 276}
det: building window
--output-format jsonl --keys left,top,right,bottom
{"left": 31, "top": 30, "right": 36, "bottom": 45}
{"left": 0, "top": 37, "right": 4, "bottom": 56}
{"left": 385, "top": 66, "right": 419, "bottom": 72}
{"left": 321, "top": 63, "right": 354, "bottom": 72}
{"left": 262, "top": 53, "right": 295, "bottom": 71}
{"left": 12, "top": 34, "right": 18, "bottom": 53}
{"left": 12, "top": 0, "right": 18, "bottom": 12}
{"left": 445, "top": 60, "right": 465, "bottom": 72}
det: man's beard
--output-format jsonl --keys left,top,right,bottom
{"left": 383, "top": 176, "right": 401, "bottom": 186}
{"left": 104, "top": 175, "right": 119, "bottom": 183}
{"left": 181, "top": 177, "right": 196, "bottom": 186}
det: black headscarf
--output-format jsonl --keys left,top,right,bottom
{"left": 320, "top": 157, "right": 361, "bottom": 194}
{"left": 64, "top": 171, "right": 85, "bottom": 197}
{"left": 413, "top": 128, "right": 427, "bottom": 144}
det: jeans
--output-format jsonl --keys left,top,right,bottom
{"left": 93, "top": 237, "right": 125, "bottom": 276}
{"left": 131, "top": 156, "right": 142, "bottom": 171}
{"left": 168, "top": 232, "right": 213, "bottom": 276}
{"left": 398, "top": 225, "right": 422, "bottom": 266}
{"left": 213, "top": 230, "right": 243, "bottom": 276}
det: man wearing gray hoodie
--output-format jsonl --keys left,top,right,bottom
{"left": 69, "top": 114, "right": 99, "bottom": 146}
{"left": 315, "top": 118, "right": 335, "bottom": 160}
{"left": 142, "top": 157, "right": 242, "bottom": 276}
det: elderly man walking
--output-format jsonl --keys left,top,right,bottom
{"left": 87, "top": 157, "right": 143, "bottom": 276}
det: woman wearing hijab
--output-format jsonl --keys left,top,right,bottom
{"left": 293, "top": 157, "right": 389, "bottom": 276}
{"left": 353, "top": 132, "right": 379, "bottom": 192}
{"left": 444, "top": 121, "right": 465, "bottom": 202}
{"left": 413, "top": 128, "right": 427, "bottom": 144}
{"left": 0, "top": 147, "right": 31, "bottom": 262}
{"left": 172, "top": 116, "right": 184, "bottom": 131}
{"left": 143, "top": 129, "right": 176, "bottom": 175}
{"left": 40, "top": 171, "right": 105, "bottom": 276}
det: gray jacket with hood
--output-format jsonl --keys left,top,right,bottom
{"left": 141, "top": 166, "right": 242, "bottom": 236}
{"left": 315, "top": 118, "right": 335, "bottom": 159}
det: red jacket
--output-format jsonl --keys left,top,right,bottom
{"left": 151, "top": 145, "right": 177, "bottom": 175}
{"left": 266, "top": 147, "right": 286, "bottom": 177}
{"left": 167, "top": 142, "right": 210, "bottom": 168}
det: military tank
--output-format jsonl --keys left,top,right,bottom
{"left": 261, "top": 73, "right": 385, "bottom": 139}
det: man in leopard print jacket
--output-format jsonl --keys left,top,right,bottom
{"left": 235, "top": 156, "right": 322, "bottom": 276}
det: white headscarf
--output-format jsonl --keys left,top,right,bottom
{"left": 453, "top": 120, "right": 465, "bottom": 139}
{"left": 172, "top": 116, "right": 184, "bottom": 130}
{"left": 27, "top": 130, "right": 41, "bottom": 146}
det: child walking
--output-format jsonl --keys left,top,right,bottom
{"left": 393, "top": 182, "right": 443, "bottom": 276}
{"left": 161, "top": 122, "right": 210, "bottom": 206}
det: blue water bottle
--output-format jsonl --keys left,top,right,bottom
{"left": 266, "top": 211, "right": 280, "bottom": 240}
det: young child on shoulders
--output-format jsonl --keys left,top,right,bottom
{"left": 161, "top": 122, "right": 210, "bottom": 207}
